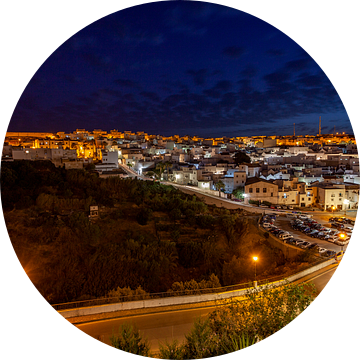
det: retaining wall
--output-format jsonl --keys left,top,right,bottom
{"left": 58, "top": 258, "right": 334, "bottom": 319}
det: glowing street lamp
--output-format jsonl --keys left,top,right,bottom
{"left": 253, "top": 256, "right": 258, "bottom": 285}
{"left": 339, "top": 233, "right": 345, "bottom": 253}
{"left": 332, "top": 205, "right": 336, "bottom": 214}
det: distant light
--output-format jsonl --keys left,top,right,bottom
{"left": 253, "top": 256, "right": 258, "bottom": 262}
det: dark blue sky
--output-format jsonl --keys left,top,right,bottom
{"left": 9, "top": 1, "right": 351, "bottom": 137}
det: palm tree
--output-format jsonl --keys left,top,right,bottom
{"left": 164, "top": 161, "right": 172, "bottom": 181}
{"left": 215, "top": 180, "right": 225, "bottom": 197}
{"left": 156, "top": 162, "right": 166, "bottom": 180}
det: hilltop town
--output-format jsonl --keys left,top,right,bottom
{"left": 3, "top": 129, "right": 358, "bottom": 212}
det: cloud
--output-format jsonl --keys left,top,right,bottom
{"left": 165, "top": 4, "right": 208, "bottom": 36}
{"left": 222, "top": 46, "right": 245, "bottom": 58}
{"left": 124, "top": 30, "right": 165, "bottom": 46}
{"left": 187, "top": 69, "right": 208, "bottom": 86}
{"left": 69, "top": 36, "right": 98, "bottom": 51}
{"left": 213, "top": 80, "right": 233, "bottom": 92}
{"left": 263, "top": 71, "right": 291, "bottom": 86}
{"left": 62, "top": 74, "right": 82, "bottom": 84}
{"left": 240, "top": 65, "right": 257, "bottom": 78}
{"left": 114, "top": 79, "right": 139, "bottom": 88}
{"left": 80, "top": 52, "right": 116, "bottom": 73}
{"left": 266, "top": 49, "right": 285, "bottom": 57}
{"left": 285, "top": 58, "right": 311, "bottom": 72}
{"left": 140, "top": 91, "right": 160, "bottom": 102}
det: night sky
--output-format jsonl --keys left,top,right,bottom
{"left": 8, "top": 1, "right": 352, "bottom": 137}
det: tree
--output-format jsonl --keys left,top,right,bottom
{"left": 234, "top": 151, "right": 251, "bottom": 165}
{"left": 215, "top": 180, "right": 225, "bottom": 197}
{"left": 136, "top": 206, "right": 153, "bottom": 225}
{"left": 164, "top": 161, "right": 173, "bottom": 180}
{"left": 232, "top": 187, "right": 244, "bottom": 199}
{"left": 218, "top": 214, "right": 237, "bottom": 245}
{"left": 208, "top": 282, "right": 316, "bottom": 340}
{"left": 156, "top": 161, "right": 166, "bottom": 180}
{"left": 110, "top": 324, "right": 151, "bottom": 356}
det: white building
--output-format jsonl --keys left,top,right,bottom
{"left": 173, "top": 167, "right": 200, "bottom": 185}
{"left": 312, "top": 183, "right": 347, "bottom": 211}
{"left": 12, "top": 147, "right": 77, "bottom": 161}
{"left": 101, "top": 150, "right": 119, "bottom": 167}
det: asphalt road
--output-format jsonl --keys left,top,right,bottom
{"left": 77, "top": 305, "right": 215, "bottom": 352}
{"left": 76, "top": 180, "right": 351, "bottom": 352}
{"left": 76, "top": 265, "right": 337, "bottom": 353}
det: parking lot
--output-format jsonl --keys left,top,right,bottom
{"left": 261, "top": 214, "right": 351, "bottom": 257}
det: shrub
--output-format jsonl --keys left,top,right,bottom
{"left": 136, "top": 206, "right": 153, "bottom": 225}
{"left": 107, "top": 286, "right": 149, "bottom": 302}
{"left": 158, "top": 339, "right": 185, "bottom": 360}
{"left": 110, "top": 324, "right": 151, "bottom": 356}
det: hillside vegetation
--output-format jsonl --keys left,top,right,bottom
{"left": 2, "top": 161, "right": 310, "bottom": 304}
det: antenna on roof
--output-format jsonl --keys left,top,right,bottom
{"left": 319, "top": 116, "right": 321, "bottom": 136}
{"left": 293, "top": 123, "right": 295, "bottom": 137}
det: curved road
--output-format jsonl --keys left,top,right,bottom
{"left": 76, "top": 265, "right": 337, "bottom": 352}
{"left": 77, "top": 177, "right": 352, "bottom": 352}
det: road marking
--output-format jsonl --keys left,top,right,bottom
{"left": 302, "top": 266, "right": 337, "bottom": 284}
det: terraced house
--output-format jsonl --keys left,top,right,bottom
{"left": 244, "top": 177, "right": 279, "bottom": 204}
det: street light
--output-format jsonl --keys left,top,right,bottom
{"left": 339, "top": 233, "right": 346, "bottom": 255}
{"left": 253, "top": 256, "right": 258, "bottom": 286}
{"left": 343, "top": 199, "right": 350, "bottom": 216}
{"left": 332, "top": 205, "right": 336, "bottom": 214}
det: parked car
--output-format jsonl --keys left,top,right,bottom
{"left": 285, "top": 238, "right": 299, "bottom": 245}
{"left": 334, "top": 239, "right": 350, "bottom": 246}
{"left": 307, "top": 243, "right": 320, "bottom": 250}
{"left": 322, "top": 228, "right": 332, "bottom": 234}
{"left": 300, "top": 241, "right": 312, "bottom": 249}
{"left": 324, "top": 250, "right": 337, "bottom": 257}
{"left": 331, "top": 223, "right": 345, "bottom": 229}
{"left": 318, "top": 247, "right": 328, "bottom": 254}
{"left": 287, "top": 205, "right": 294, "bottom": 210}
{"left": 309, "top": 230, "right": 319, "bottom": 238}
{"left": 279, "top": 233, "right": 293, "bottom": 241}
{"left": 285, "top": 238, "right": 297, "bottom": 245}
{"left": 281, "top": 205, "right": 287, "bottom": 210}
{"left": 298, "top": 215, "right": 310, "bottom": 220}
{"left": 344, "top": 226, "right": 353, "bottom": 233}
{"left": 327, "top": 236, "right": 338, "bottom": 243}
{"left": 295, "top": 239, "right": 305, "bottom": 246}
